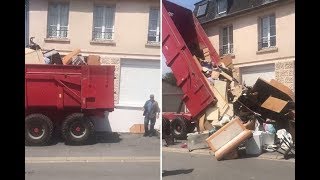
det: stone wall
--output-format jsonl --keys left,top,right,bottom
{"left": 100, "top": 57, "right": 121, "bottom": 104}
{"left": 275, "top": 61, "right": 295, "bottom": 92}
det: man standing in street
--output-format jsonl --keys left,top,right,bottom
{"left": 143, "top": 94, "right": 160, "bottom": 137}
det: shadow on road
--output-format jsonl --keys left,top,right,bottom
{"left": 94, "top": 131, "right": 122, "bottom": 143}
{"left": 48, "top": 131, "right": 122, "bottom": 146}
{"left": 162, "top": 169, "right": 194, "bottom": 177}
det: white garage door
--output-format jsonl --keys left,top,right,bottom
{"left": 240, "top": 64, "right": 275, "bottom": 87}
{"left": 119, "top": 59, "right": 160, "bottom": 106}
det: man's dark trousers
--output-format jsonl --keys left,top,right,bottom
{"left": 144, "top": 116, "right": 156, "bottom": 135}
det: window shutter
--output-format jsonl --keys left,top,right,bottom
{"left": 105, "top": 7, "right": 115, "bottom": 29}
{"left": 219, "top": 27, "right": 223, "bottom": 56}
{"left": 229, "top": 26, "right": 233, "bottom": 53}
{"left": 93, "top": 6, "right": 104, "bottom": 40}
{"left": 148, "top": 8, "right": 160, "bottom": 42}
{"left": 59, "top": 4, "right": 69, "bottom": 37}
{"left": 47, "top": 3, "right": 59, "bottom": 37}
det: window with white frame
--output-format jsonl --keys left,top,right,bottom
{"left": 47, "top": 3, "right": 69, "bottom": 38}
{"left": 221, "top": 25, "right": 233, "bottom": 55}
{"left": 148, "top": 8, "right": 160, "bottom": 43}
{"left": 259, "top": 14, "right": 276, "bottom": 49}
{"left": 217, "top": 0, "right": 227, "bottom": 14}
{"left": 92, "top": 5, "right": 115, "bottom": 41}
{"left": 197, "top": 3, "right": 208, "bottom": 17}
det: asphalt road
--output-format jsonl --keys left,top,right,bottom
{"left": 25, "top": 133, "right": 161, "bottom": 180}
{"left": 26, "top": 162, "right": 160, "bottom": 180}
{"left": 162, "top": 151, "right": 295, "bottom": 180}
{"left": 26, "top": 133, "right": 160, "bottom": 157}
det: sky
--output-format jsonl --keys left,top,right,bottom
{"left": 162, "top": 0, "right": 199, "bottom": 75}
{"left": 167, "top": 0, "right": 199, "bottom": 10}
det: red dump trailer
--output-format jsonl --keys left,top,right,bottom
{"left": 25, "top": 64, "right": 115, "bottom": 145}
{"left": 162, "top": 0, "right": 220, "bottom": 138}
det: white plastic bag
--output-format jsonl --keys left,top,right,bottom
{"left": 276, "top": 129, "right": 293, "bottom": 150}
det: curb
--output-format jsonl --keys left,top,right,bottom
{"left": 162, "top": 147, "right": 295, "bottom": 162}
{"left": 25, "top": 156, "right": 160, "bottom": 163}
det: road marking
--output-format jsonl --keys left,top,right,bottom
{"left": 25, "top": 156, "right": 160, "bottom": 163}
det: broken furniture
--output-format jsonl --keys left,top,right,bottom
{"left": 206, "top": 118, "right": 253, "bottom": 160}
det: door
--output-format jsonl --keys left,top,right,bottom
{"left": 240, "top": 63, "right": 275, "bottom": 86}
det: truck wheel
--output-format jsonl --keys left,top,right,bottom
{"left": 186, "top": 121, "right": 196, "bottom": 133}
{"left": 25, "top": 114, "right": 53, "bottom": 146}
{"left": 62, "top": 113, "right": 94, "bottom": 145}
{"left": 171, "top": 117, "right": 187, "bottom": 139}
{"left": 162, "top": 118, "right": 171, "bottom": 138}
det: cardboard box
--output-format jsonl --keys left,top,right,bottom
{"left": 62, "top": 49, "right": 81, "bottom": 65}
{"left": 198, "top": 113, "right": 206, "bottom": 132}
{"left": 269, "top": 79, "right": 294, "bottom": 100}
{"left": 213, "top": 80, "right": 227, "bottom": 101}
{"left": 87, "top": 55, "right": 101, "bottom": 65}
{"left": 206, "top": 106, "right": 219, "bottom": 122}
{"left": 25, "top": 48, "right": 45, "bottom": 64}
{"left": 218, "top": 55, "right": 233, "bottom": 67}
{"left": 129, "top": 124, "right": 145, "bottom": 134}
{"left": 261, "top": 96, "right": 288, "bottom": 113}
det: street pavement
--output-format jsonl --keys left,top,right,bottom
{"left": 26, "top": 133, "right": 160, "bottom": 157}
{"left": 25, "top": 133, "right": 160, "bottom": 180}
{"left": 26, "top": 162, "right": 160, "bottom": 180}
{"left": 162, "top": 151, "right": 295, "bottom": 180}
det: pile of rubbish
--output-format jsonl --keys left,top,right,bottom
{"left": 187, "top": 47, "right": 295, "bottom": 161}
{"left": 25, "top": 37, "right": 101, "bottom": 66}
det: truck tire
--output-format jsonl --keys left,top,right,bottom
{"left": 25, "top": 114, "right": 53, "bottom": 146}
{"left": 162, "top": 118, "right": 171, "bottom": 138}
{"left": 186, "top": 121, "right": 196, "bottom": 133}
{"left": 171, "top": 117, "right": 187, "bottom": 139}
{"left": 62, "top": 113, "right": 94, "bottom": 145}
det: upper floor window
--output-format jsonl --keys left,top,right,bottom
{"left": 148, "top": 8, "right": 160, "bottom": 43}
{"left": 197, "top": 3, "right": 208, "bottom": 17}
{"left": 47, "top": 3, "right": 69, "bottom": 38}
{"left": 217, "top": 0, "right": 227, "bottom": 14}
{"left": 259, "top": 14, "right": 276, "bottom": 49}
{"left": 92, "top": 5, "right": 115, "bottom": 41}
{"left": 220, "top": 25, "right": 233, "bottom": 55}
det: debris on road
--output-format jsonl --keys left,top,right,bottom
{"left": 190, "top": 44, "right": 295, "bottom": 160}
{"left": 185, "top": 38, "right": 295, "bottom": 161}
{"left": 187, "top": 131, "right": 209, "bottom": 152}
{"left": 180, "top": 143, "right": 188, "bottom": 148}
{"left": 205, "top": 118, "right": 252, "bottom": 160}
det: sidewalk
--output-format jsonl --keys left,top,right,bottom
{"left": 162, "top": 139, "right": 295, "bottom": 162}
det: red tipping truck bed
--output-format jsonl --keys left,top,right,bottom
{"left": 25, "top": 64, "right": 115, "bottom": 145}
{"left": 162, "top": 0, "right": 219, "bottom": 138}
